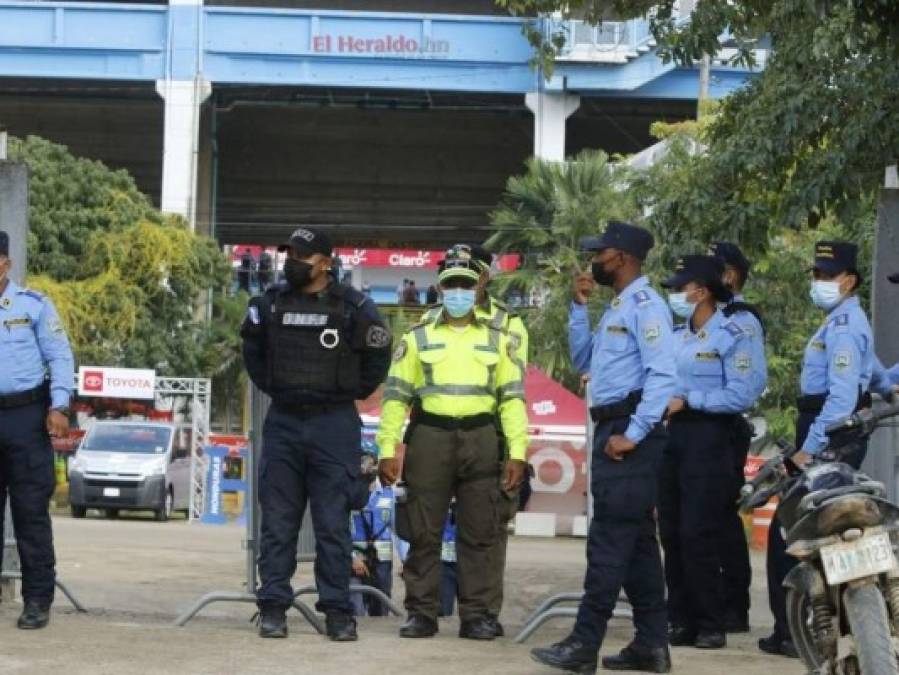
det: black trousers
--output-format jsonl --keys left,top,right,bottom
{"left": 0, "top": 400, "right": 57, "bottom": 606}
{"left": 571, "top": 417, "right": 668, "bottom": 650}
{"left": 765, "top": 410, "right": 868, "bottom": 639}
{"left": 659, "top": 413, "right": 734, "bottom": 632}
{"left": 257, "top": 403, "right": 361, "bottom": 614}
{"left": 721, "top": 421, "right": 752, "bottom": 619}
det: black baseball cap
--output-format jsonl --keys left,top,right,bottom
{"left": 579, "top": 220, "right": 654, "bottom": 261}
{"left": 0, "top": 230, "right": 8, "bottom": 257}
{"left": 813, "top": 241, "right": 858, "bottom": 276}
{"left": 708, "top": 241, "right": 751, "bottom": 275}
{"left": 662, "top": 255, "right": 731, "bottom": 301}
{"left": 277, "top": 227, "right": 333, "bottom": 257}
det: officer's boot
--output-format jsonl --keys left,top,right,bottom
{"left": 601, "top": 643, "right": 672, "bottom": 673}
{"left": 17, "top": 601, "right": 50, "bottom": 630}
{"left": 399, "top": 614, "right": 438, "bottom": 638}
{"left": 326, "top": 611, "right": 358, "bottom": 642}
{"left": 257, "top": 605, "right": 288, "bottom": 638}
{"left": 530, "top": 636, "right": 598, "bottom": 674}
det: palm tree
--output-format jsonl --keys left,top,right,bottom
{"left": 485, "top": 150, "right": 640, "bottom": 391}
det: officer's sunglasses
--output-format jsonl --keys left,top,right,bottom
{"left": 440, "top": 277, "right": 478, "bottom": 290}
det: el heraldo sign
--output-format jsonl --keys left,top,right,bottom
{"left": 78, "top": 366, "right": 157, "bottom": 400}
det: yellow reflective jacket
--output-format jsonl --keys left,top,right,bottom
{"left": 376, "top": 310, "right": 528, "bottom": 460}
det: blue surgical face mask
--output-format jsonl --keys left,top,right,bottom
{"left": 809, "top": 280, "right": 842, "bottom": 310}
{"left": 667, "top": 291, "right": 697, "bottom": 320}
{"left": 443, "top": 288, "right": 476, "bottom": 318}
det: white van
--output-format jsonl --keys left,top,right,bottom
{"left": 67, "top": 421, "right": 191, "bottom": 521}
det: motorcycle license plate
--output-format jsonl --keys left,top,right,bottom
{"left": 820, "top": 533, "right": 895, "bottom": 585}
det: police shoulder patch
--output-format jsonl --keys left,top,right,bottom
{"left": 833, "top": 313, "right": 850, "bottom": 332}
{"left": 366, "top": 324, "right": 392, "bottom": 349}
{"left": 392, "top": 341, "right": 407, "bottom": 362}
{"left": 634, "top": 290, "right": 652, "bottom": 307}
{"left": 833, "top": 349, "right": 852, "bottom": 371}
{"left": 642, "top": 322, "right": 662, "bottom": 345}
{"left": 734, "top": 351, "right": 752, "bottom": 373}
{"left": 723, "top": 322, "right": 743, "bottom": 338}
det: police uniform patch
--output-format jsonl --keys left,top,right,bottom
{"left": 0, "top": 297, "right": 10, "bottom": 309}
{"left": 611, "top": 297, "right": 622, "bottom": 309}
{"left": 392, "top": 342, "right": 407, "bottom": 362}
{"left": 48, "top": 317, "right": 65, "bottom": 335}
{"left": 697, "top": 329, "right": 708, "bottom": 341}
{"left": 834, "top": 350, "right": 852, "bottom": 371}
{"left": 283, "top": 312, "right": 328, "bottom": 327}
{"left": 607, "top": 325, "right": 628, "bottom": 335}
{"left": 811, "top": 340, "right": 826, "bottom": 351}
{"left": 696, "top": 351, "right": 719, "bottom": 361}
{"left": 833, "top": 314, "right": 850, "bottom": 332}
{"left": 643, "top": 323, "right": 661, "bottom": 344}
{"left": 634, "top": 290, "right": 651, "bottom": 306}
{"left": 247, "top": 305, "right": 260, "bottom": 325}
{"left": 3, "top": 316, "right": 31, "bottom": 329}
{"left": 735, "top": 352, "right": 752, "bottom": 372}
{"left": 366, "top": 325, "right": 392, "bottom": 349}
{"left": 724, "top": 322, "right": 743, "bottom": 338}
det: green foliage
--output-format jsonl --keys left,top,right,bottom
{"left": 9, "top": 134, "right": 234, "bottom": 381}
{"left": 486, "top": 150, "right": 640, "bottom": 389}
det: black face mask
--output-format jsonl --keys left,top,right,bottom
{"left": 592, "top": 261, "right": 616, "bottom": 287}
{"left": 284, "top": 258, "right": 315, "bottom": 289}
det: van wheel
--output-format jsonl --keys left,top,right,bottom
{"left": 155, "top": 489, "right": 173, "bottom": 522}
{"left": 71, "top": 505, "right": 87, "bottom": 519}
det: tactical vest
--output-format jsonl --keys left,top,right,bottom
{"left": 266, "top": 287, "right": 361, "bottom": 394}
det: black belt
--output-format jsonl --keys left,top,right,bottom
{"left": 797, "top": 389, "right": 872, "bottom": 414}
{"left": 0, "top": 383, "right": 49, "bottom": 410}
{"left": 416, "top": 411, "right": 495, "bottom": 431}
{"left": 672, "top": 409, "right": 738, "bottom": 423}
{"left": 590, "top": 389, "right": 642, "bottom": 424}
{"left": 272, "top": 401, "right": 346, "bottom": 417}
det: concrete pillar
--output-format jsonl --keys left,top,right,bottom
{"left": 156, "top": 78, "right": 212, "bottom": 229}
{"left": 525, "top": 92, "right": 580, "bottom": 162}
{"left": 194, "top": 104, "right": 215, "bottom": 239}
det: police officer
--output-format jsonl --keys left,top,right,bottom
{"left": 532, "top": 220, "right": 676, "bottom": 674}
{"left": 241, "top": 227, "right": 391, "bottom": 640}
{"left": 376, "top": 248, "right": 528, "bottom": 641}
{"left": 708, "top": 242, "right": 767, "bottom": 633}
{"left": 0, "top": 229, "right": 74, "bottom": 629}
{"left": 761, "top": 241, "right": 874, "bottom": 657}
{"left": 424, "top": 243, "right": 529, "bottom": 637}
{"left": 659, "top": 255, "right": 756, "bottom": 650}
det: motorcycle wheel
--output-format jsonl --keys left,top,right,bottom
{"left": 786, "top": 588, "right": 829, "bottom": 672}
{"left": 844, "top": 582, "right": 899, "bottom": 675}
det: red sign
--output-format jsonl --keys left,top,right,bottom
{"left": 82, "top": 371, "right": 104, "bottom": 393}
{"left": 335, "top": 248, "right": 520, "bottom": 271}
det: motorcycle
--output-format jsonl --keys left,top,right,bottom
{"left": 740, "top": 401, "right": 899, "bottom": 675}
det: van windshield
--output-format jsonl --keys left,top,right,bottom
{"left": 81, "top": 425, "right": 171, "bottom": 454}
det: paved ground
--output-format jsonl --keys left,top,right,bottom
{"left": 0, "top": 514, "right": 807, "bottom": 675}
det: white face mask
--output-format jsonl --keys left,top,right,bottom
{"left": 809, "top": 280, "right": 843, "bottom": 310}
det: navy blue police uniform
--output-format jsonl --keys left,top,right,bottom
{"left": 0, "top": 230, "right": 75, "bottom": 622}
{"left": 763, "top": 241, "right": 875, "bottom": 656}
{"left": 241, "top": 228, "right": 391, "bottom": 631}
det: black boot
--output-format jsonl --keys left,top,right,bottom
{"left": 17, "top": 602, "right": 50, "bottom": 630}
{"left": 486, "top": 614, "right": 505, "bottom": 637}
{"left": 325, "top": 612, "right": 358, "bottom": 642}
{"left": 694, "top": 630, "right": 726, "bottom": 649}
{"left": 531, "top": 636, "right": 598, "bottom": 674}
{"left": 399, "top": 614, "right": 438, "bottom": 638}
{"left": 256, "top": 605, "right": 287, "bottom": 638}
{"left": 601, "top": 643, "right": 672, "bottom": 673}
{"left": 459, "top": 616, "right": 497, "bottom": 641}
{"left": 667, "top": 624, "right": 696, "bottom": 647}
{"left": 758, "top": 633, "right": 798, "bottom": 658}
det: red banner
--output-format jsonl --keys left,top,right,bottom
{"left": 335, "top": 248, "right": 520, "bottom": 271}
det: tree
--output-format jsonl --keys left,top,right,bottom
{"left": 495, "top": 1, "right": 899, "bottom": 242}
{"left": 486, "top": 150, "right": 640, "bottom": 389}
{"left": 8, "top": 135, "right": 236, "bottom": 381}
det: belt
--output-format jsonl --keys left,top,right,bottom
{"left": 272, "top": 401, "right": 346, "bottom": 417}
{"left": 416, "top": 411, "right": 495, "bottom": 431}
{"left": 0, "top": 383, "right": 50, "bottom": 410}
{"left": 797, "top": 389, "right": 871, "bottom": 414}
{"left": 590, "top": 389, "right": 642, "bottom": 424}
{"left": 672, "top": 409, "right": 738, "bottom": 423}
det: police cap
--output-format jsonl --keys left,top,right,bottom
{"left": 0, "top": 230, "right": 8, "bottom": 257}
{"left": 277, "top": 227, "right": 333, "bottom": 257}
{"left": 438, "top": 245, "right": 482, "bottom": 285}
{"left": 813, "top": 241, "right": 858, "bottom": 276}
{"left": 708, "top": 241, "right": 751, "bottom": 276}
{"left": 662, "top": 254, "right": 731, "bottom": 301}
{"left": 579, "top": 220, "right": 654, "bottom": 261}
